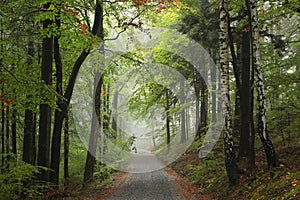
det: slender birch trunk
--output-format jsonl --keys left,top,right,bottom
{"left": 247, "top": 0, "right": 279, "bottom": 168}
{"left": 219, "top": 0, "right": 239, "bottom": 186}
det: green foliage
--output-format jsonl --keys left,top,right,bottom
{"left": 93, "top": 164, "right": 113, "bottom": 184}
{"left": 187, "top": 161, "right": 226, "bottom": 189}
{"left": 0, "top": 156, "right": 51, "bottom": 200}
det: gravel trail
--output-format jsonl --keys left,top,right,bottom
{"left": 107, "top": 151, "right": 182, "bottom": 200}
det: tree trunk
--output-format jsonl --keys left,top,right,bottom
{"left": 33, "top": 113, "right": 37, "bottom": 165}
{"left": 211, "top": 59, "right": 217, "bottom": 124}
{"left": 64, "top": 112, "right": 69, "bottom": 183}
{"left": 83, "top": 0, "right": 104, "bottom": 183}
{"left": 83, "top": 72, "right": 103, "bottom": 186}
{"left": 50, "top": 0, "right": 104, "bottom": 185}
{"left": 23, "top": 40, "right": 35, "bottom": 165}
{"left": 180, "top": 80, "right": 186, "bottom": 143}
{"left": 186, "top": 107, "right": 190, "bottom": 140}
{"left": 247, "top": 0, "right": 279, "bottom": 168}
{"left": 1, "top": 99, "right": 4, "bottom": 168}
{"left": 103, "top": 84, "right": 110, "bottom": 154}
{"left": 50, "top": 10, "right": 63, "bottom": 185}
{"left": 37, "top": 3, "right": 53, "bottom": 182}
{"left": 23, "top": 109, "right": 35, "bottom": 165}
{"left": 0, "top": 16, "right": 4, "bottom": 169}
{"left": 11, "top": 109, "right": 16, "bottom": 155}
{"left": 165, "top": 89, "right": 171, "bottom": 151}
{"left": 5, "top": 107, "right": 9, "bottom": 158}
{"left": 112, "top": 90, "right": 119, "bottom": 139}
{"left": 194, "top": 69, "right": 201, "bottom": 138}
{"left": 228, "top": 20, "right": 241, "bottom": 141}
{"left": 239, "top": 30, "right": 251, "bottom": 158}
{"left": 249, "top": 54, "right": 255, "bottom": 170}
{"left": 195, "top": 94, "right": 200, "bottom": 138}
{"left": 200, "top": 77, "right": 208, "bottom": 136}
{"left": 220, "top": 0, "right": 239, "bottom": 186}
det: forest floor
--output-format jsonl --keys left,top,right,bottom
{"left": 169, "top": 138, "right": 300, "bottom": 199}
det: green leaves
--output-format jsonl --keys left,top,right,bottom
{"left": 0, "top": 157, "right": 51, "bottom": 200}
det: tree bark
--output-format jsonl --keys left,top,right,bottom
{"left": 1, "top": 99, "right": 4, "bottom": 168}
{"left": 211, "top": 58, "right": 217, "bottom": 124}
{"left": 165, "top": 89, "right": 171, "bottom": 151}
{"left": 112, "top": 90, "right": 119, "bottom": 139}
{"left": 249, "top": 52, "right": 255, "bottom": 170}
{"left": 64, "top": 112, "right": 69, "bottom": 183}
{"left": 83, "top": 0, "right": 104, "bottom": 185}
{"left": 194, "top": 69, "right": 201, "bottom": 138}
{"left": 239, "top": 30, "right": 251, "bottom": 158}
{"left": 228, "top": 20, "right": 241, "bottom": 140}
{"left": 5, "top": 107, "right": 9, "bottom": 157}
{"left": 247, "top": 0, "right": 279, "bottom": 168}
{"left": 37, "top": 3, "right": 53, "bottom": 182}
{"left": 200, "top": 77, "right": 208, "bottom": 136}
{"left": 50, "top": 10, "right": 63, "bottom": 185}
{"left": 11, "top": 109, "right": 16, "bottom": 155}
{"left": 50, "top": 0, "right": 104, "bottom": 185}
{"left": 83, "top": 73, "right": 103, "bottom": 186}
{"left": 180, "top": 80, "right": 186, "bottom": 143}
{"left": 102, "top": 84, "right": 110, "bottom": 154}
{"left": 220, "top": 0, "right": 240, "bottom": 186}
{"left": 23, "top": 109, "right": 35, "bottom": 165}
{"left": 23, "top": 40, "right": 35, "bottom": 165}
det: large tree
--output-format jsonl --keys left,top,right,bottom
{"left": 50, "top": 0, "right": 104, "bottom": 185}
{"left": 37, "top": 2, "right": 53, "bottom": 182}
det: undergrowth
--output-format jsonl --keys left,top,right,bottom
{"left": 169, "top": 130, "right": 300, "bottom": 199}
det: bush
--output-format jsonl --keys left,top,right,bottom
{"left": 0, "top": 156, "right": 50, "bottom": 200}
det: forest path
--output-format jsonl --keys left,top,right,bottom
{"left": 106, "top": 151, "right": 208, "bottom": 200}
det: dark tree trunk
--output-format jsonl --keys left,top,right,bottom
{"left": 180, "top": 80, "right": 186, "bottom": 143}
{"left": 211, "top": 59, "right": 217, "bottom": 124}
{"left": 5, "top": 107, "right": 9, "bottom": 157}
{"left": 83, "top": 73, "right": 103, "bottom": 186}
{"left": 233, "top": 92, "right": 241, "bottom": 138}
{"left": 200, "top": 77, "right": 208, "bottom": 136}
{"left": 0, "top": 16, "right": 4, "bottom": 169}
{"left": 195, "top": 94, "right": 200, "bottom": 138}
{"left": 194, "top": 69, "right": 201, "bottom": 138}
{"left": 165, "top": 89, "right": 171, "bottom": 150}
{"left": 246, "top": 0, "right": 279, "bottom": 168}
{"left": 11, "top": 109, "right": 16, "bottom": 155}
{"left": 33, "top": 113, "right": 37, "bottom": 165}
{"left": 83, "top": 1, "right": 104, "bottom": 185}
{"left": 112, "top": 90, "right": 119, "bottom": 138}
{"left": 23, "top": 40, "right": 35, "bottom": 165}
{"left": 297, "top": 66, "right": 300, "bottom": 100}
{"left": 228, "top": 20, "right": 241, "bottom": 140}
{"left": 37, "top": 3, "right": 53, "bottom": 182}
{"left": 249, "top": 55, "right": 255, "bottom": 170}
{"left": 50, "top": 11, "right": 64, "bottom": 185}
{"left": 50, "top": 0, "right": 104, "bottom": 185}
{"left": 1, "top": 100, "right": 4, "bottom": 168}
{"left": 64, "top": 113, "right": 69, "bottom": 182}
{"left": 239, "top": 30, "right": 251, "bottom": 158}
{"left": 23, "top": 109, "right": 35, "bottom": 165}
